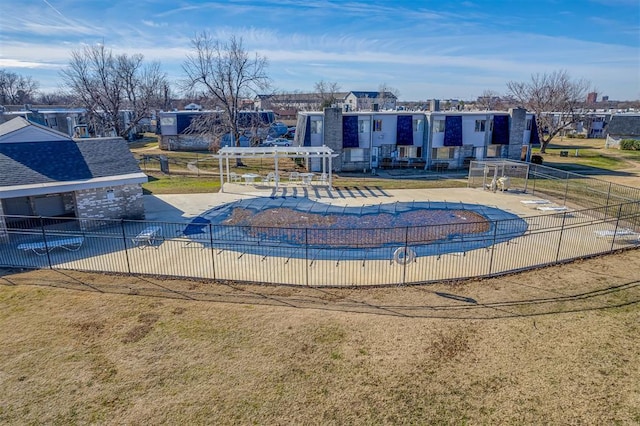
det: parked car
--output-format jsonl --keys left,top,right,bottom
{"left": 268, "top": 122, "right": 288, "bottom": 138}
{"left": 270, "top": 138, "right": 292, "bottom": 147}
{"left": 285, "top": 127, "right": 296, "bottom": 139}
{"left": 220, "top": 133, "right": 250, "bottom": 147}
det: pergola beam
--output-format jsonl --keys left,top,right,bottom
{"left": 214, "top": 146, "right": 337, "bottom": 192}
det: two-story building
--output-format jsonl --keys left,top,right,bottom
{"left": 158, "top": 110, "right": 277, "bottom": 151}
{"left": 294, "top": 108, "right": 536, "bottom": 173}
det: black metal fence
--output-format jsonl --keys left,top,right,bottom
{"left": 2, "top": 201, "right": 639, "bottom": 286}
{"left": 469, "top": 160, "right": 640, "bottom": 223}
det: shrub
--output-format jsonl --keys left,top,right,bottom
{"left": 620, "top": 139, "right": 640, "bottom": 151}
{"left": 531, "top": 154, "right": 544, "bottom": 164}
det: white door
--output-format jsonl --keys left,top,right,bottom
{"left": 371, "top": 147, "right": 380, "bottom": 168}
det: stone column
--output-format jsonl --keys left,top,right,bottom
{"left": 323, "top": 107, "right": 343, "bottom": 171}
{"left": 0, "top": 201, "right": 8, "bottom": 244}
{"left": 509, "top": 107, "right": 527, "bottom": 160}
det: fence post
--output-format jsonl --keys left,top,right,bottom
{"left": 532, "top": 167, "right": 537, "bottom": 195}
{"left": 402, "top": 226, "right": 409, "bottom": 286}
{"left": 555, "top": 213, "right": 567, "bottom": 263}
{"left": 208, "top": 223, "right": 216, "bottom": 280}
{"left": 120, "top": 219, "right": 131, "bottom": 274}
{"left": 305, "top": 228, "right": 309, "bottom": 287}
{"left": 610, "top": 204, "right": 624, "bottom": 252}
{"left": 605, "top": 182, "right": 612, "bottom": 212}
{"left": 563, "top": 173, "right": 569, "bottom": 206}
{"left": 39, "top": 216, "right": 53, "bottom": 269}
{"left": 488, "top": 221, "right": 498, "bottom": 275}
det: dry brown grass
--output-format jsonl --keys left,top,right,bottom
{"left": 1, "top": 249, "right": 639, "bottom": 424}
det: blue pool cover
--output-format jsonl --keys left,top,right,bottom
{"left": 184, "top": 197, "right": 528, "bottom": 261}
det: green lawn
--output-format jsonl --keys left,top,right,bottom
{"left": 136, "top": 135, "right": 638, "bottom": 194}
{"left": 142, "top": 174, "right": 222, "bottom": 194}
{"left": 533, "top": 137, "right": 640, "bottom": 170}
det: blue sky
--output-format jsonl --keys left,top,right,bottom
{"left": 1, "top": 0, "right": 639, "bottom": 101}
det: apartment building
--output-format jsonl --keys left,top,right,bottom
{"left": 294, "top": 108, "right": 536, "bottom": 172}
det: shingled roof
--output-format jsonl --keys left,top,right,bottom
{"left": 607, "top": 114, "right": 640, "bottom": 137}
{"left": 0, "top": 117, "right": 145, "bottom": 188}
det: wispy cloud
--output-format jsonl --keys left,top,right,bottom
{"left": 141, "top": 20, "right": 168, "bottom": 28}
{"left": 0, "top": 0, "right": 637, "bottom": 99}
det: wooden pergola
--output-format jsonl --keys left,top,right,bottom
{"left": 214, "top": 145, "right": 337, "bottom": 192}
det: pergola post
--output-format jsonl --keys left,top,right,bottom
{"left": 274, "top": 152, "right": 279, "bottom": 191}
{"left": 219, "top": 154, "right": 225, "bottom": 192}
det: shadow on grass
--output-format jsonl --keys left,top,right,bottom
{"left": 1, "top": 267, "right": 638, "bottom": 320}
{"left": 541, "top": 162, "right": 637, "bottom": 177}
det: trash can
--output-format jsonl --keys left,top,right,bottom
{"left": 560, "top": 150, "right": 568, "bottom": 157}
{"left": 159, "top": 156, "right": 169, "bottom": 173}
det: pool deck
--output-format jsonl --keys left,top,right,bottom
{"left": 143, "top": 186, "right": 561, "bottom": 223}
{"left": 6, "top": 187, "right": 635, "bottom": 286}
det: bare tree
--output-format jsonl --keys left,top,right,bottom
{"left": 36, "top": 91, "right": 75, "bottom": 106}
{"left": 61, "top": 44, "right": 168, "bottom": 139}
{"left": 182, "top": 33, "right": 270, "bottom": 157}
{"left": 377, "top": 82, "right": 400, "bottom": 110}
{"left": 507, "top": 70, "right": 590, "bottom": 153}
{"left": 0, "top": 69, "right": 39, "bottom": 105}
{"left": 476, "top": 89, "right": 502, "bottom": 111}
{"left": 313, "top": 80, "right": 341, "bottom": 109}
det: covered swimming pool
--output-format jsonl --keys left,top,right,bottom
{"left": 183, "top": 197, "right": 528, "bottom": 261}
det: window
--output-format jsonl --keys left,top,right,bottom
{"left": 432, "top": 147, "right": 455, "bottom": 160}
{"left": 311, "top": 120, "right": 323, "bottom": 134}
{"left": 373, "top": 119, "right": 382, "bottom": 132}
{"left": 526, "top": 118, "right": 532, "bottom": 131}
{"left": 358, "top": 120, "right": 370, "bottom": 133}
{"left": 413, "top": 118, "right": 423, "bottom": 132}
{"left": 398, "top": 146, "right": 421, "bottom": 158}
{"left": 434, "top": 119, "right": 445, "bottom": 132}
{"left": 475, "top": 120, "right": 486, "bottom": 132}
{"left": 343, "top": 148, "right": 367, "bottom": 162}
{"left": 46, "top": 117, "right": 58, "bottom": 127}
{"left": 160, "top": 117, "right": 176, "bottom": 126}
{"left": 486, "top": 145, "right": 507, "bottom": 158}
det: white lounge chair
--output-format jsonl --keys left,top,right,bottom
{"left": 18, "top": 236, "right": 84, "bottom": 255}
{"left": 520, "top": 199, "right": 551, "bottom": 208}
{"left": 132, "top": 226, "right": 163, "bottom": 249}
{"left": 228, "top": 172, "right": 240, "bottom": 183}
{"left": 594, "top": 228, "right": 639, "bottom": 243}
{"left": 536, "top": 205, "right": 570, "bottom": 213}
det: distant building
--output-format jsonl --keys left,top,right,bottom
{"left": 605, "top": 114, "right": 640, "bottom": 148}
{"left": 255, "top": 90, "right": 397, "bottom": 113}
{"left": 342, "top": 91, "right": 397, "bottom": 112}
{"left": 0, "top": 105, "right": 87, "bottom": 137}
{"left": 586, "top": 92, "right": 598, "bottom": 104}
{"left": 158, "top": 110, "right": 276, "bottom": 151}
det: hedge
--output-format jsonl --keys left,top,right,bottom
{"left": 620, "top": 139, "right": 640, "bottom": 151}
